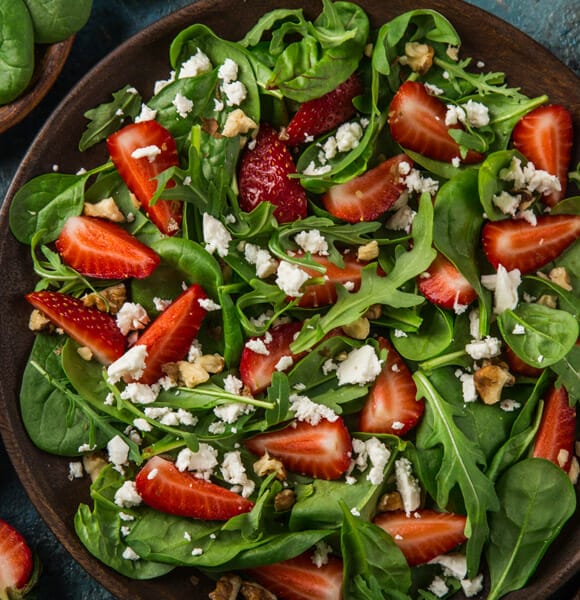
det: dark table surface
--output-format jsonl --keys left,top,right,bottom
{"left": 1, "top": 1, "right": 579, "bottom": 599}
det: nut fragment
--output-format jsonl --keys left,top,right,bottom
{"left": 196, "top": 354, "right": 225, "bottom": 374}
{"left": 209, "top": 574, "right": 242, "bottom": 600}
{"left": 83, "top": 197, "right": 125, "bottom": 222}
{"left": 82, "top": 283, "right": 127, "bottom": 314}
{"left": 399, "top": 42, "right": 435, "bottom": 74}
{"left": 222, "top": 108, "right": 258, "bottom": 138}
{"left": 77, "top": 346, "right": 93, "bottom": 361}
{"left": 473, "top": 363, "right": 515, "bottom": 405}
{"left": 446, "top": 45, "right": 459, "bottom": 61}
{"left": 364, "top": 303, "right": 382, "bottom": 321}
{"left": 274, "top": 489, "right": 296, "bottom": 512}
{"left": 82, "top": 453, "right": 108, "bottom": 483}
{"left": 240, "top": 581, "right": 277, "bottom": 600}
{"left": 28, "top": 309, "right": 53, "bottom": 332}
{"left": 342, "top": 317, "right": 370, "bottom": 340}
{"left": 253, "top": 451, "right": 287, "bottom": 481}
{"left": 537, "top": 294, "right": 558, "bottom": 309}
{"left": 357, "top": 240, "right": 379, "bottom": 261}
{"left": 377, "top": 491, "right": 404, "bottom": 513}
{"left": 568, "top": 457, "right": 579, "bottom": 485}
{"left": 548, "top": 267, "right": 573, "bottom": 291}
{"left": 163, "top": 361, "right": 210, "bottom": 388}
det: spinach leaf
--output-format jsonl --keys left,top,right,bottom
{"left": 340, "top": 504, "right": 411, "bottom": 600}
{"left": 23, "top": 0, "right": 92, "bottom": 44}
{"left": 498, "top": 304, "right": 578, "bottom": 368}
{"left": 550, "top": 345, "right": 580, "bottom": 406}
{"left": 486, "top": 458, "right": 576, "bottom": 600}
{"left": 478, "top": 150, "right": 518, "bottom": 220}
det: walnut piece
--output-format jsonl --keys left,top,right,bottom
{"left": 77, "top": 346, "right": 93, "bottom": 361}
{"left": 209, "top": 574, "right": 242, "bottom": 600}
{"left": 357, "top": 240, "right": 379, "bottom": 261}
{"left": 163, "top": 361, "right": 210, "bottom": 388}
{"left": 196, "top": 354, "right": 225, "bottom": 374}
{"left": 377, "top": 491, "right": 404, "bottom": 513}
{"left": 222, "top": 108, "right": 258, "bottom": 138}
{"left": 548, "top": 267, "right": 573, "bottom": 291}
{"left": 240, "top": 581, "right": 277, "bottom": 600}
{"left": 342, "top": 317, "right": 370, "bottom": 340}
{"left": 82, "top": 453, "right": 108, "bottom": 482}
{"left": 537, "top": 294, "right": 558, "bottom": 309}
{"left": 400, "top": 42, "right": 435, "bottom": 74}
{"left": 474, "top": 363, "right": 515, "bottom": 405}
{"left": 254, "top": 452, "right": 287, "bottom": 481}
{"left": 28, "top": 309, "right": 53, "bottom": 332}
{"left": 364, "top": 303, "right": 382, "bottom": 321}
{"left": 82, "top": 283, "right": 127, "bottom": 314}
{"left": 274, "top": 489, "right": 296, "bottom": 512}
{"left": 83, "top": 197, "right": 125, "bottom": 222}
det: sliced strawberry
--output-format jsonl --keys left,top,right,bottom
{"left": 107, "top": 120, "right": 182, "bottom": 235}
{"left": 512, "top": 104, "right": 573, "bottom": 206}
{"left": 245, "top": 418, "right": 352, "bottom": 480}
{"left": 135, "top": 456, "right": 254, "bottom": 521}
{"left": 359, "top": 338, "right": 423, "bottom": 435}
{"left": 133, "top": 284, "right": 207, "bottom": 384}
{"left": 26, "top": 290, "right": 126, "bottom": 364}
{"left": 297, "top": 252, "right": 368, "bottom": 308}
{"left": 55, "top": 215, "right": 160, "bottom": 280}
{"left": 417, "top": 252, "right": 477, "bottom": 310}
{"left": 532, "top": 385, "right": 576, "bottom": 472}
{"left": 503, "top": 345, "right": 543, "bottom": 378}
{"left": 283, "top": 72, "right": 364, "bottom": 147}
{"left": 238, "top": 123, "right": 308, "bottom": 223}
{"left": 482, "top": 215, "right": 580, "bottom": 274}
{"left": 322, "top": 155, "right": 412, "bottom": 223}
{"left": 0, "top": 519, "right": 34, "bottom": 598}
{"left": 240, "top": 321, "right": 306, "bottom": 395}
{"left": 388, "top": 81, "right": 483, "bottom": 164}
{"left": 373, "top": 509, "right": 467, "bottom": 567}
{"left": 247, "top": 552, "right": 343, "bottom": 600}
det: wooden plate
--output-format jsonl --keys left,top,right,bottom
{"left": 0, "top": 1, "right": 578, "bottom": 599}
{"left": 0, "top": 36, "right": 75, "bottom": 135}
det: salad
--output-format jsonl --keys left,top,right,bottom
{"left": 6, "top": 1, "right": 580, "bottom": 599}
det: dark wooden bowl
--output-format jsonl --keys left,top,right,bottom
{"left": 0, "top": 36, "right": 75, "bottom": 135}
{"left": 0, "top": 1, "right": 578, "bottom": 599}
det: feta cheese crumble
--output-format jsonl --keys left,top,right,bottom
{"left": 481, "top": 264, "right": 521, "bottom": 314}
{"left": 203, "top": 213, "right": 232, "bottom": 257}
{"left": 178, "top": 49, "right": 212, "bottom": 79}
{"left": 114, "top": 481, "right": 142, "bottom": 508}
{"left": 221, "top": 450, "right": 255, "bottom": 497}
{"left": 107, "top": 345, "right": 148, "bottom": 383}
{"left": 175, "top": 443, "right": 219, "bottom": 480}
{"left": 294, "top": 229, "right": 329, "bottom": 256}
{"left": 116, "top": 302, "right": 150, "bottom": 335}
{"left": 395, "top": 457, "right": 421, "bottom": 515}
{"left": 130, "top": 145, "right": 161, "bottom": 162}
{"left": 275, "top": 261, "right": 311, "bottom": 297}
{"left": 465, "top": 336, "right": 502, "bottom": 360}
{"left": 336, "top": 345, "right": 382, "bottom": 386}
{"left": 289, "top": 393, "right": 339, "bottom": 425}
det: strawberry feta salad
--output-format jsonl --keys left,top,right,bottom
{"left": 7, "top": 2, "right": 580, "bottom": 599}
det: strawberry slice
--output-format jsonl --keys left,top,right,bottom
{"left": 26, "top": 290, "right": 126, "bottom": 364}
{"left": 0, "top": 519, "right": 34, "bottom": 598}
{"left": 135, "top": 456, "right": 254, "bottom": 521}
{"left": 417, "top": 252, "right": 477, "bottom": 310}
{"left": 482, "top": 214, "right": 580, "bottom": 274}
{"left": 247, "top": 552, "right": 343, "bottom": 600}
{"left": 359, "top": 338, "right": 423, "bottom": 435}
{"left": 297, "top": 252, "right": 368, "bottom": 308}
{"left": 55, "top": 215, "right": 160, "bottom": 280}
{"left": 373, "top": 509, "right": 467, "bottom": 567}
{"left": 322, "top": 155, "right": 412, "bottom": 223}
{"left": 133, "top": 284, "right": 207, "bottom": 384}
{"left": 532, "top": 385, "right": 576, "bottom": 472}
{"left": 283, "top": 72, "right": 364, "bottom": 147}
{"left": 503, "top": 345, "right": 543, "bottom": 378}
{"left": 107, "top": 120, "right": 182, "bottom": 235}
{"left": 238, "top": 123, "right": 308, "bottom": 223}
{"left": 240, "top": 321, "right": 306, "bottom": 395}
{"left": 388, "top": 81, "right": 483, "bottom": 164}
{"left": 512, "top": 104, "right": 573, "bottom": 206}
{"left": 245, "top": 418, "right": 352, "bottom": 480}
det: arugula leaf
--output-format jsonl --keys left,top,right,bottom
{"left": 550, "top": 345, "right": 580, "bottom": 406}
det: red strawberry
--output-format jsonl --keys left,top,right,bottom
{"left": 240, "top": 321, "right": 306, "bottom": 395}
{"left": 55, "top": 215, "right": 160, "bottom": 280}
{"left": 247, "top": 552, "right": 343, "bottom": 600}
{"left": 135, "top": 456, "right": 254, "bottom": 521}
{"left": 373, "top": 509, "right": 467, "bottom": 567}
{"left": 503, "top": 345, "right": 543, "bottom": 378}
{"left": 133, "top": 284, "right": 207, "bottom": 384}
{"left": 322, "top": 155, "right": 412, "bottom": 223}
{"left": 0, "top": 519, "right": 34, "bottom": 599}
{"left": 388, "top": 81, "right": 483, "bottom": 164}
{"left": 283, "top": 72, "right": 364, "bottom": 147}
{"left": 532, "top": 385, "right": 576, "bottom": 472}
{"left": 297, "top": 252, "right": 368, "bottom": 308}
{"left": 482, "top": 214, "right": 580, "bottom": 274}
{"left": 417, "top": 252, "right": 477, "bottom": 310}
{"left": 26, "top": 290, "right": 126, "bottom": 364}
{"left": 107, "top": 120, "right": 182, "bottom": 235}
{"left": 359, "top": 338, "right": 423, "bottom": 435}
{"left": 245, "top": 418, "right": 352, "bottom": 480}
{"left": 512, "top": 104, "right": 573, "bottom": 206}
{"left": 238, "top": 123, "right": 308, "bottom": 223}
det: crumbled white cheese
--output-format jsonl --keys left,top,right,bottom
{"left": 114, "top": 481, "right": 142, "bottom": 508}
{"left": 516, "top": 208, "right": 538, "bottom": 226}
{"left": 218, "top": 58, "right": 238, "bottom": 83}
{"left": 404, "top": 168, "right": 439, "bottom": 195}
{"left": 465, "top": 336, "right": 502, "bottom": 360}
{"left": 208, "top": 421, "right": 226, "bottom": 434}
{"left": 500, "top": 157, "right": 561, "bottom": 195}
{"left": 311, "top": 540, "right": 333, "bottom": 568}
{"left": 429, "top": 553, "right": 467, "bottom": 579}
{"left": 451, "top": 156, "right": 461, "bottom": 168}
{"left": 173, "top": 93, "right": 194, "bottom": 118}
{"left": 153, "top": 297, "right": 172, "bottom": 312}
{"left": 221, "top": 451, "right": 255, "bottom": 497}
{"left": 461, "top": 574, "right": 484, "bottom": 597}
{"left": 464, "top": 100, "right": 490, "bottom": 127}
{"left": 153, "top": 71, "right": 176, "bottom": 94}
{"left": 214, "top": 402, "right": 255, "bottom": 424}
{"left": 395, "top": 457, "right": 421, "bottom": 516}
{"left": 198, "top": 298, "right": 221, "bottom": 311}
{"left": 428, "top": 576, "right": 449, "bottom": 598}
{"left": 78, "top": 443, "right": 97, "bottom": 453}
{"left": 393, "top": 329, "right": 408, "bottom": 338}
{"left": 302, "top": 161, "right": 332, "bottom": 176}
{"left": 469, "top": 308, "right": 481, "bottom": 340}
{"left": 385, "top": 204, "right": 416, "bottom": 233}
{"left": 512, "top": 323, "right": 526, "bottom": 335}
{"left": 135, "top": 103, "right": 157, "bottom": 123}
{"left": 107, "top": 345, "right": 148, "bottom": 384}
{"left": 131, "top": 145, "right": 161, "bottom": 162}
{"left": 445, "top": 104, "right": 467, "bottom": 126}
{"left": 500, "top": 399, "right": 521, "bottom": 412}
{"left": 481, "top": 264, "right": 521, "bottom": 314}
{"left": 245, "top": 337, "right": 269, "bottom": 355}
{"left": 222, "top": 81, "right": 247, "bottom": 106}
{"left": 275, "top": 355, "right": 294, "bottom": 371}
{"left": 107, "top": 435, "right": 130, "bottom": 467}
{"left": 178, "top": 49, "right": 212, "bottom": 79}
{"left": 177, "top": 409, "right": 198, "bottom": 427}
{"left": 132, "top": 417, "right": 152, "bottom": 432}
{"left": 294, "top": 229, "right": 329, "bottom": 256}
{"left": 223, "top": 374, "right": 244, "bottom": 395}
{"left": 365, "top": 437, "right": 391, "bottom": 485}
{"left": 175, "top": 443, "right": 219, "bottom": 480}
{"left": 122, "top": 546, "right": 140, "bottom": 561}
{"left": 116, "top": 302, "right": 150, "bottom": 335}
{"left": 244, "top": 243, "right": 278, "bottom": 278}
{"left": 492, "top": 190, "right": 521, "bottom": 216}
{"left": 203, "top": 213, "right": 232, "bottom": 257}
{"left": 424, "top": 82, "right": 444, "bottom": 96}
{"left": 275, "top": 261, "right": 311, "bottom": 297}
{"left": 322, "top": 358, "right": 338, "bottom": 375}
{"left": 289, "top": 393, "right": 339, "bottom": 425}
{"left": 191, "top": 547, "right": 204, "bottom": 556}
{"left": 458, "top": 372, "right": 477, "bottom": 403}
{"left": 335, "top": 121, "right": 363, "bottom": 152}
{"left": 68, "top": 461, "right": 84, "bottom": 481}
{"left": 336, "top": 345, "right": 382, "bottom": 386}
{"left": 120, "top": 382, "right": 160, "bottom": 405}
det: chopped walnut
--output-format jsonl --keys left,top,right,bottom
{"left": 253, "top": 451, "right": 287, "bottom": 481}
{"left": 240, "top": 581, "right": 277, "bottom": 600}
{"left": 399, "top": 42, "right": 435, "bottom": 74}
{"left": 364, "top": 42, "right": 374, "bottom": 58}
{"left": 196, "top": 354, "right": 225, "bottom": 374}
{"left": 474, "top": 363, "right": 515, "bottom": 405}
{"left": 364, "top": 304, "right": 382, "bottom": 321}
{"left": 82, "top": 283, "right": 127, "bottom": 314}
{"left": 222, "top": 109, "right": 258, "bottom": 138}
{"left": 537, "top": 294, "right": 558, "bottom": 309}
{"left": 28, "top": 309, "right": 53, "bottom": 332}
{"left": 163, "top": 361, "right": 210, "bottom": 388}
{"left": 209, "top": 574, "right": 242, "bottom": 600}
{"left": 446, "top": 45, "right": 460, "bottom": 61}
{"left": 83, "top": 197, "right": 125, "bottom": 222}
{"left": 342, "top": 317, "right": 370, "bottom": 340}
{"left": 377, "top": 491, "right": 404, "bottom": 513}
{"left": 274, "top": 489, "right": 296, "bottom": 512}
{"left": 357, "top": 240, "right": 379, "bottom": 261}
{"left": 548, "top": 267, "right": 573, "bottom": 291}
{"left": 82, "top": 453, "right": 108, "bottom": 482}
{"left": 568, "top": 457, "right": 579, "bottom": 485}
{"left": 77, "top": 346, "right": 93, "bottom": 361}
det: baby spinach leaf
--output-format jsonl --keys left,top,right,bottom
{"left": 520, "top": 275, "right": 579, "bottom": 318}
{"left": 23, "top": 0, "right": 92, "bottom": 44}
{"left": 340, "top": 504, "right": 411, "bottom": 600}
{"left": 478, "top": 150, "right": 518, "bottom": 220}
{"left": 486, "top": 458, "right": 576, "bottom": 600}
{"left": 498, "top": 304, "right": 578, "bottom": 368}
{"left": 550, "top": 345, "right": 580, "bottom": 406}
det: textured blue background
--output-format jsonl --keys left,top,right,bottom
{"left": 0, "top": 1, "right": 578, "bottom": 598}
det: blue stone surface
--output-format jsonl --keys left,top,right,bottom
{"left": 0, "top": 1, "right": 578, "bottom": 598}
